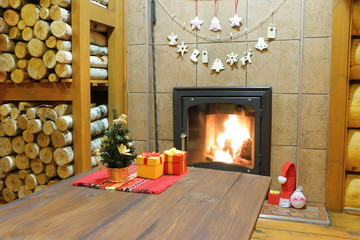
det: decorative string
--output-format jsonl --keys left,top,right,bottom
{"left": 214, "top": 0, "right": 218, "bottom": 17}
{"left": 195, "top": 0, "right": 198, "bottom": 17}
{"left": 156, "top": 0, "right": 287, "bottom": 42}
{"left": 234, "top": 0, "right": 239, "bottom": 15}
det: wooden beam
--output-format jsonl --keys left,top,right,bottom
{"left": 71, "top": 0, "right": 92, "bottom": 174}
{"left": 326, "top": 0, "right": 351, "bottom": 212}
{"left": 108, "top": 0, "right": 127, "bottom": 118}
{"left": 89, "top": 2, "right": 116, "bottom": 27}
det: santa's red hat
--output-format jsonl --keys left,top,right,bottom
{"left": 278, "top": 161, "right": 296, "bottom": 207}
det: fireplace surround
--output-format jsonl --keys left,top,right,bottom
{"left": 173, "top": 87, "right": 271, "bottom": 175}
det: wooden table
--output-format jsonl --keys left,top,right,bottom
{"left": 0, "top": 167, "right": 271, "bottom": 240}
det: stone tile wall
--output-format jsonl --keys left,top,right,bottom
{"left": 126, "top": 0, "right": 333, "bottom": 204}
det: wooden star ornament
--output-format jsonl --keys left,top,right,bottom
{"left": 229, "top": 14, "right": 242, "bottom": 28}
{"left": 177, "top": 41, "right": 188, "bottom": 58}
{"left": 190, "top": 16, "right": 203, "bottom": 30}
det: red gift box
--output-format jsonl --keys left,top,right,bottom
{"left": 163, "top": 148, "right": 187, "bottom": 175}
{"left": 268, "top": 190, "right": 280, "bottom": 205}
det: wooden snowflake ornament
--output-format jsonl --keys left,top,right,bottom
{"left": 167, "top": 33, "right": 178, "bottom": 46}
{"left": 177, "top": 41, "right": 188, "bottom": 58}
{"left": 211, "top": 58, "right": 225, "bottom": 72}
{"left": 226, "top": 51, "right": 238, "bottom": 66}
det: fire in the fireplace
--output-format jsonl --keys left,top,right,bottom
{"left": 205, "top": 113, "right": 254, "bottom": 168}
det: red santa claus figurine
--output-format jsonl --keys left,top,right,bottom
{"left": 277, "top": 161, "right": 296, "bottom": 208}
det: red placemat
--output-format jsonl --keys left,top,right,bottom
{"left": 72, "top": 165, "right": 188, "bottom": 195}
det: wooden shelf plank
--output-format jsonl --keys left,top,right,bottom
{"left": 89, "top": 1, "right": 116, "bottom": 27}
{"left": 0, "top": 83, "right": 73, "bottom": 101}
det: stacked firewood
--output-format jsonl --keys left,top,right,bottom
{"left": 0, "top": 0, "right": 109, "bottom": 83}
{"left": 0, "top": 102, "right": 108, "bottom": 202}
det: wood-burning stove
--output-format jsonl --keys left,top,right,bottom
{"left": 173, "top": 87, "right": 271, "bottom": 175}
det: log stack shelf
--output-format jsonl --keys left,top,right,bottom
{"left": 0, "top": 0, "right": 127, "bottom": 175}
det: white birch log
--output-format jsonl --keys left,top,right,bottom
{"left": 21, "top": 26, "right": 33, "bottom": 41}
{"left": 48, "top": 73, "right": 59, "bottom": 82}
{"left": 11, "top": 69, "right": 30, "bottom": 83}
{"left": 0, "top": 33, "right": 15, "bottom": 52}
{"left": 55, "top": 50, "right": 72, "bottom": 63}
{"left": 10, "top": 107, "right": 20, "bottom": 119}
{"left": 28, "top": 57, "right": 48, "bottom": 80}
{"left": 4, "top": 118, "right": 21, "bottom": 136}
{"left": 47, "top": 178, "right": 60, "bottom": 186}
{"left": 30, "top": 158, "right": 45, "bottom": 174}
{"left": 51, "top": 129, "right": 72, "bottom": 148}
{"left": 54, "top": 63, "right": 71, "bottom": 78}
{"left": 43, "top": 120, "right": 57, "bottom": 135}
{"left": 0, "top": 53, "right": 17, "bottom": 72}
{"left": 54, "top": 146, "right": 73, "bottom": 166}
{"left": 26, "top": 107, "right": 37, "bottom": 119}
{"left": 57, "top": 164, "right": 74, "bottom": 179}
{"left": 14, "top": 41, "right": 29, "bottom": 58}
{"left": 11, "top": 135, "right": 25, "bottom": 153}
{"left": 50, "top": 20, "right": 71, "bottom": 40}
{"left": 28, "top": 38, "right": 48, "bottom": 57}
{"left": 0, "top": 17, "right": 10, "bottom": 34}
{"left": 27, "top": 119, "right": 42, "bottom": 134}
{"left": 49, "top": 5, "right": 70, "bottom": 23}
{"left": 36, "top": 173, "right": 49, "bottom": 185}
{"left": 24, "top": 142, "right": 40, "bottom": 159}
{"left": 25, "top": 173, "right": 37, "bottom": 190}
{"left": 56, "top": 40, "right": 71, "bottom": 51}
{"left": 8, "top": 26, "right": 21, "bottom": 40}
{"left": 54, "top": 114, "right": 72, "bottom": 131}
{"left": 90, "top": 104, "right": 108, "bottom": 121}
{"left": 18, "top": 185, "right": 32, "bottom": 198}
{"left": 21, "top": 3, "right": 40, "bottom": 27}
{"left": 90, "top": 30, "right": 107, "bottom": 47}
{"left": 90, "top": 44, "right": 108, "bottom": 56}
{"left": 42, "top": 49, "right": 57, "bottom": 69}
{"left": 90, "top": 56, "right": 108, "bottom": 68}
{"left": 90, "top": 68, "right": 108, "bottom": 79}
{"left": 4, "top": 9, "right": 20, "bottom": 27}
{"left": 54, "top": 104, "right": 72, "bottom": 117}
{"left": 17, "top": 59, "right": 29, "bottom": 69}
{"left": 0, "top": 103, "right": 16, "bottom": 117}
{"left": 2, "top": 187, "right": 18, "bottom": 202}
{"left": 10, "top": 0, "right": 29, "bottom": 9}
{"left": 39, "top": 0, "right": 51, "bottom": 8}
{"left": 0, "top": 122, "right": 5, "bottom": 136}
{"left": 15, "top": 153, "right": 30, "bottom": 169}
{"left": 34, "top": 19, "right": 50, "bottom": 40}
{"left": 6, "top": 172, "right": 22, "bottom": 191}
{"left": 90, "top": 118, "right": 108, "bottom": 137}
{"left": 90, "top": 21, "right": 108, "bottom": 33}
{"left": 17, "top": 19, "right": 26, "bottom": 30}
{"left": 45, "top": 162, "right": 57, "bottom": 177}
{"left": 0, "top": 137, "right": 14, "bottom": 156}
{"left": 0, "top": 71, "right": 8, "bottom": 83}
{"left": 17, "top": 114, "right": 28, "bottom": 130}
{"left": 39, "top": 146, "right": 53, "bottom": 164}
{"left": 39, "top": 7, "right": 51, "bottom": 20}
{"left": 45, "top": 35, "right": 56, "bottom": 48}
{"left": 18, "top": 169, "right": 30, "bottom": 179}
{"left": 22, "top": 130, "right": 36, "bottom": 143}
{"left": 37, "top": 132, "right": 50, "bottom": 147}
{"left": 0, "top": 155, "right": 17, "bottom": 173}
{"left": 51, "top": 0, "right": 71, "bottom": 8}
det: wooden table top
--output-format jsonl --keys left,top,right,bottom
{"left": 0, "top": 167, "right": 271, "bottom": 240}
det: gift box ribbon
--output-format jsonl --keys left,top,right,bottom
{"left": 136, "top": 154, "right": 163, "bottom": 166}
{"left": 164, "top": 148, "right": 186, "bottom": 174}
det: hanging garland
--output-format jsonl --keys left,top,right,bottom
{"left": 157, "top": 0, "right": 287, "bottom": 42}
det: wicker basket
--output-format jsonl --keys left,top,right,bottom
{"left": 107, "top": 167, "right": 129, "bottom": 183}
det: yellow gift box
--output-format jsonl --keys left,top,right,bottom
{"left": 136, "top": 153, "right": 164, "bottom": 179}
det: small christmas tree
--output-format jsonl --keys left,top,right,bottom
{"left": 100, "top": 108, "right": 136, "bottom": 168}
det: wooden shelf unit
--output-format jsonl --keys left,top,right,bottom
{"left": 0, "top": 0, "right": 127, "bottom": 175}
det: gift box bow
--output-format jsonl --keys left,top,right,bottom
{"left": 164, "top": 147, "right": 184, "bottom": 156}
{"left": 136, "top": 153, "right": 163, "bottom": 166}
{"left": 142, "top": 152, "right": 161, "bottom": 158}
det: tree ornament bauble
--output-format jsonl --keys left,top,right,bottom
{"left": 290, "top": 186, "right": 306, "bottom": 209}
